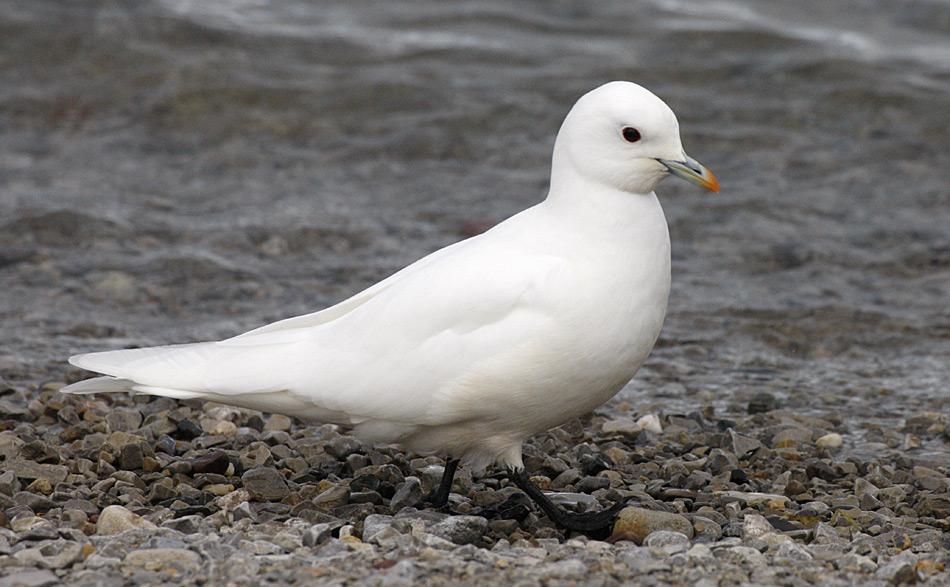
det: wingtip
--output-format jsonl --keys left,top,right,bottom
{"left": 68, "top": 353, "right": 88, "bottom": 369}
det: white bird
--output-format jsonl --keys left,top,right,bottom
{"left": 63, "top": 81, "right": 719, "bottom": 531}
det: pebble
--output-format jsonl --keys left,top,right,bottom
{"left": 264, "top": 414, "right": 293, "bottom": 431}
{"left": 0, "top": 570, "right": 60, "bottom": 587}
{"left": 0, "top": 364, "right": 942, "bottom": 586}
{"left": 5, "top": 460, "right": 68, "bottom": 484}
{"left": 123, "top": 548, "right": 202, "bottom": 573}
{"left": 96, "top": 505, "right": 158, "bottom": 534}
{"left": 774, "top": 540, "right": 814, "bottom": 562}
{"left": 728, "top": 429, "right": 762, "bottom": 457}
{"left": 815, "top": 432, "right": 843, "bottom": 449}
{"left": 326, "top": 436, "right": 362, "bottom": 459}
{"left": 690, "top": 516, "right": 723, "bottom": 542}
{"left": 611, "top": 507, "right": 695, "bottom": 545}
{"left": 719, "top": 545, "right": 768, "bottom": 567}
{"left": 390, "top": 477, "right": 423, "bottom": 511}
{"left": 636, "top": 414, "right": 663, "bottom": 434}
{"left": 162, "top": 514, "right": 203, "bottom": 534}
{"left": 602, "top": 417, "right": 640, "bottom": 436}
{"left": 241, "top": 467, "right": 290, "bottom": 501}
{"left": 13, "top": 540, "right": 84, "bottom": 569}
{"left": 741, "top": 514, "right": 774, "bottom": 540}
{"left": 303, "top": 522, "right": 340, "bottom": 546}
{"left": 644, "top": 530, "right": 691, "bottom": 555}
{"left": 716, "top": 491, "right": 790, "bottom": 508}
{"left": 106, "top": 408, "right": 142, "bottom": 432}
{"left": 772, "top": 427, "right": 813, "bottom": 448}
{"left": 429, "top": 515, "right": 488, "bottom": 545}
{"left": 118, "top": 442, "right": 145, "bottom": 470}
{"left": 747, "top": 392, "right": 779, "bottom": 414}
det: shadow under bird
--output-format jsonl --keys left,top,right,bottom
{"left": 63, "top": 81, "right": 720, "bottom": 533}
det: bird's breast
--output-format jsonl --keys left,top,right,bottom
{"left": 514, "top": 224, "right": 672, "bottom": 429}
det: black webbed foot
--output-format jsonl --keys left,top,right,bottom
{"left": 508, "top": 467, "right": 628, "bottom": 535}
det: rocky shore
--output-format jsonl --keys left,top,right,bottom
{"left": 0, "top": 379, "right": 946, "bottom": 586}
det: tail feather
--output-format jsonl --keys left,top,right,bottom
{"left": 61, "top": 375, "right": 135, "bottom": 395}
{"left": 69, "top": 343, "right": 208, "bottom": 381}
{"left": 66, "top": 343, "right": 216, "bottom": 400}
{"left": 65, "top": 340, "right": 294, "bottom": 405}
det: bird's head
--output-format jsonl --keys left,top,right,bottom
{"left": 553, "top": 81, "right": 719, "bottom": 196}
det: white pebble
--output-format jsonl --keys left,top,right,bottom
{"left": 636, "top": 413, "right": 663, "bottom": 434}
{"left": 815, "top": 432, "right": 843, "bottom": 449}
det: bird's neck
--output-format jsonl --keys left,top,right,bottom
{"left": 544, "top": 168, "right": 664, "bottom": 234}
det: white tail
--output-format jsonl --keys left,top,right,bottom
{"left": 60, "top": 375, "right": 134, "bottom": 395}
{"left": 62, "top": 343, "right": 219, "bottom": 400}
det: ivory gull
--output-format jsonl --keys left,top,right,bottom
{"left": 63, "top": 81, "right": 719, "bottom": 531}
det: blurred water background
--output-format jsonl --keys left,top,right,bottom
{"left": 1, "top": 0, "right": 948, "bottom": 455}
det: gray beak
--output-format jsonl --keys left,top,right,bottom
{"left": 656, "top": 154, "right": 720, "bottom": 192}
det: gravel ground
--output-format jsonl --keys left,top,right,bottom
{"left": 0, "top": 382, "right": 947, "bottom": 586}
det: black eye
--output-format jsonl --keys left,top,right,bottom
{"left": 621, "top": 127, "right": 641, "bottom": 143}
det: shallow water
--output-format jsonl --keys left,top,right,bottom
{"left": 1, "top": 0, "right": 948, "bottom": 458}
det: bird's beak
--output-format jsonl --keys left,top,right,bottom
{"left": 656, "top": 154, "right": 720, "bottom": 192}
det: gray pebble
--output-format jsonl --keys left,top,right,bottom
{"left": 162, "top": 514, "right": 203, "bottom": 534}
{"left": 118, "top": 442, "right": 145, "bottom": 470}
{"left": 429, "top": 515, "right": 488, "bottom": 545}
{"left": 644, "top": 530, "right": 691, "bottom": 555}
{"left": 326, "top": 435, "right": 362, "bottom": 459}
{"left": 575, "top": 476, "right": 610, "bottom": 493}
{"left": 0, "top": 570, "right": 60, "bottom": 587}
{"left": 241, "top": 467, "right": 290, "bottom": 501}
{"left": 727, "top": 429, "right": 762, "bottom": 458}
{"left": 390, "top": 477, "right": 423, "bottom": 511}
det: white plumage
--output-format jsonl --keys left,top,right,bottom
{"left": 63, "top": 81, "right": 718, "bottom": 473}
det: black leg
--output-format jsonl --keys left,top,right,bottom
{"left": 427, "top": 458, "right": 460, "bottom": 508}
{"left": 508, "top": 468, "right": 627, "bottom": 534}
